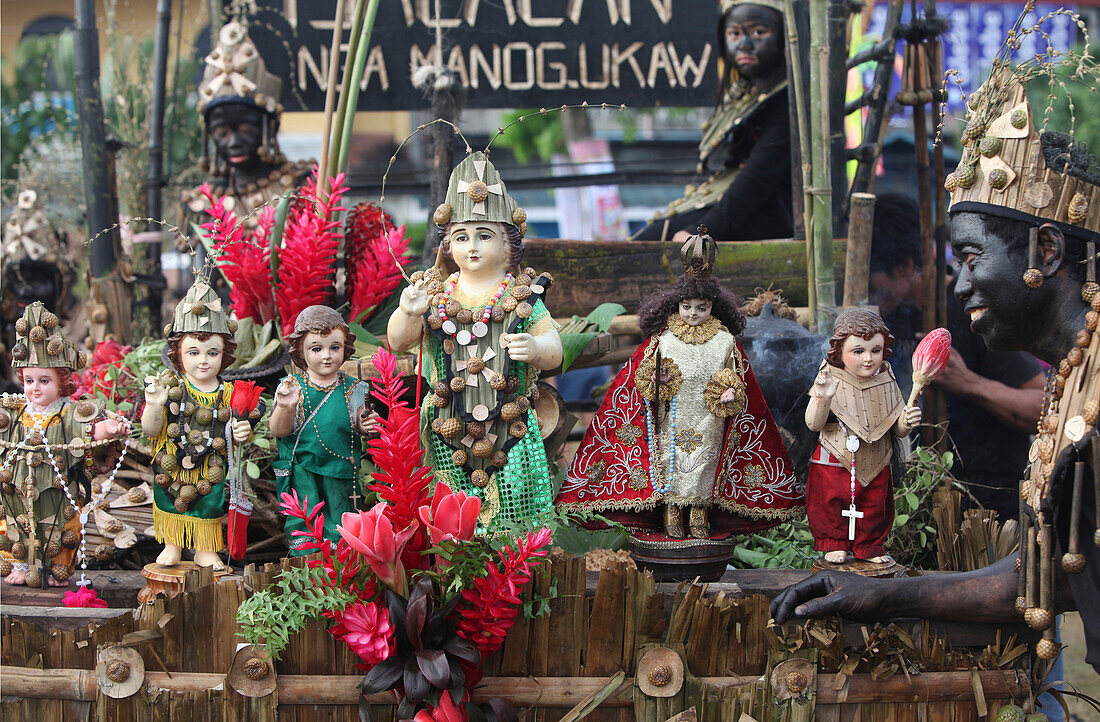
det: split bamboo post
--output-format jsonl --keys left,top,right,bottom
{"left": 0, "top": 667, "right": 1029, "bottom": 706}
{"left": 808, "top": 0, "right": 836, "bottom": 332}
{"left": 316, "top": 0, "right": 348, "bottom": 192}
{"left": 784, "top": 0, "right": 815, "bottom": 316}
{"left": 844, "top": 193, "right": 875, "bottom": 307}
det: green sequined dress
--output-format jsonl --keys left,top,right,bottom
{"left": 420, "top": 275, "right": 558, "bottom": 532}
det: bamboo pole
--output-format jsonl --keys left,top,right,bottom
{"left": 327, "top": 0, "right": 369, "bottom": 173}
{"left": 844, "top": 193, "right": 875, "bottom": 307}
{"left": 0, "top": 667, "right": 1029, "bottom": 706}
{"left": 783, "top": 0, "right": 815, "bottom": 318}
{"left": 808, "top": 0, "right": 836, "bottom": 331}
{"left": 316, "top": 0, "right": 348, "bottom": 192}
{"left": 336, "top": 0, "right": 382, "bottom": 174}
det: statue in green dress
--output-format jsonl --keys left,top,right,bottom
{"left": 269, "top": 305, "right": 375, "bottom": 554}
{"left": 387, "top": 151, "right": 563, "bottom": 532}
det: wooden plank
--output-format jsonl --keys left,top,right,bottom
{"left": 524, "top": 238, "right": 847, "bottom": 316}
{"left": 1, "top": 572, "right": 147, "bottom": 608}
{"left": 0, "top": 605, "right": 130, "bottom": 629}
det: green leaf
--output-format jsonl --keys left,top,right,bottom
{"left": 894, "top": 514, "right": 909, "bottom": 526}
{"left": 245, "top": 461, "right": 260, "bottom": 478}
{"left": 560, "top": 332, "right": 598, "bottom": 374}
{"left": 904, "top": 492, "right": 919, "bottom": 510}
{"left": 349, "top": 322, "right": 386, "bottom": 349}
{"left": 584, "top": 303, "right": 626, "bottom": 332}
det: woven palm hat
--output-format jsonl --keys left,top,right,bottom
{"left": 11, "top": 301, "right": 84, "bottom": 370}
{"left": 432, "top": 151, "right": 528, "bottom": 237}
{"left": 198, "top": 20, "right": 283, "bottom": 117}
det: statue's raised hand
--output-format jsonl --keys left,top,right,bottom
{"left": 275, "top": 377, "right": 300, "bottom": 409}
{"left": 144, "top": 375, "right": 169, "bottom": 408}
{"left": 811, "top": 368, "right": 838, "bottom": 399}
{"left": 399, "top": 282, "right": 430, "bottom": 317}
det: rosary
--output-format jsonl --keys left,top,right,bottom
{"left": 841, "top": 433, "right": 863, "bottom": 540}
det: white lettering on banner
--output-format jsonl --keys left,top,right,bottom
{"left": 537, "top": 42, "right": 569, "bottom": 90}
{"left": 579, "top": 43, "right": 611, "bottom": 90}
{"left": 503, "top": 43, "right": 536, "bottom": 90}
{"left": 470, "top": 45, "right": 502, "bottom": 90}
{"left": 360, "top": 46, "right": 390, "bottom": 91}
{"left": 518, "top": 0, "right": 565, "bottom": 27}
{"left": 392, "top": 0, "right": 673, "bottom": 28}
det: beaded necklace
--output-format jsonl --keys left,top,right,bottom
{"left": 303, "top": 373, "right": 355, "bottom": 465}
{"left": 437, "top": 272, "right": 513, "bottom": 344}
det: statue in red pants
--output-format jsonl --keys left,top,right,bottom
{"left": 805, "top": 309, "right": 921, "bottom": 565}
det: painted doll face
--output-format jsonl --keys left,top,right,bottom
{"left": 22, "top": 367, "right": 62, "bottom": 407}
{"left": 302, "top": 329, "right": 344, "bottom": 384}
{"left": 448, "top": 222, "right": 508, "bottom": 275}
{"left": 679, "top": 298, "right": 713, "bottom": 327}
{"left": 179, "top": 334, "right": 225, "bottom": 388}
{"left": 207, "top": 103, "right": 265, "bottom": 172}
{"left": 724, "top": 4, "right": 784, "bottom": 80}
{"left": 841, "top": 333, "right": 885, "bottom": 379}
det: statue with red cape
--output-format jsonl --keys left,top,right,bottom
{"left": 557, "top": 228, "right": 803, "bottom": 579}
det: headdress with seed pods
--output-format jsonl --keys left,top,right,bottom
{"left": 2, "top": 189, "right": 68, "bottom": 270}
{"left": 719, "top": 0, "right": 784, "bottom": 13}
{"left": 168, "top": 277, "right": 234, "bottom": 337}
{"left": 11, "top": 301, "right": 84, "bottom": 370}
{"left": 433, "top": 151, "right": 528, "bottom": 237}
{"left": 946, "top": 56, "right": 1100, "bottom": 243}
{"left": 198, "top": 20, "right": 283, "bottom": 117}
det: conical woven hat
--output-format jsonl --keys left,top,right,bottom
{"left": 11, "top": 301, "right": 84, "bottom": 370}
{"left": 169, "top": 279, "right": 231, "bottom": 336}
{"left": 3, "top": 189, "right": 67, "bottom": 268}
{"left": 432, "top": 152, "right": 528, "bottom": 235}
{"left": 198, "top": 20, "right": 283, "bottom": 116}
{"left": 946, "top": 68, "right": 1100, "bottom": 241}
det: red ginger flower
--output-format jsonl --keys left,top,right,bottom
{"left": 419, "top": 482, "right": 480, "bottom": 546}
{"left": 338, "top": 503, "right": 419, "bottom": 595}
{"left": 230, "top": 380, "right": 264, "bottom": 419}
{"left": 454, "top": 527, "right": 552, "bottom": 657}
{"left": 411, "top": 692, "right": 468, "bottom": 722}
{"left": 329, "top": 601, "right": 395, "bottom": 669}
{"left": 344, "top": 201, "right": 393, "bottom": 302}
{"left": 349, "top": 222, "right": 412, "bottom": 324}
{"left": 274, "top": 169, "right": 348, "bottom": 337}
{"left": 202, "top": 185, "right": 276, "bottom": 324}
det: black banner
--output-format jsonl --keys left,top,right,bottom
{"left": 250, "top": 0, "right": 719, "bottom": 111}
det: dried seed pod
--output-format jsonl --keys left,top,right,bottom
{"left": 449, "top": 376, "right": 466, "bottom": 393}
{"left": 166, "top": 423, "right": 182, "bottom": 439}
{"left": 14, "top": 318, "right": 27, "bottom": 335}
{"left": 438, "top": 417, "right": 463, "bottom": 439}
{"left": 509, "top": 421, "right": 528, "bottom": 438}
{"left": 472, "top": 439, "right": 494, "bottom": 458}
{"left": 167, "top": 386, "right": 183, "bottom": 402}
{"left": 47, "top": 338, "right": 63, "bottom": 356}
{"left": 1035, "top": 638, "right": 1059, "bottom": 660}
{"left": 95, "top": 544, "right": 113, "bottom": 560}
{"left": 0, "top": 536, "right": 11, "bottom": 552}
{"left": 511, "top": 285, "right": 531, "bottom": 300}
{"left": 516, "top": 273, "right": 533, "bottom": 286}
{"left": 451, "top": 449, "right": 468, "bottom": 466}
{"left": 1025, "top": 607, "right": 1053, "bottom": 630}
{"left": 1010, "top": 107, "right": 1028, "bottom": 128}
{"left": 428, "top": 314, "right": 443, "bottom": 330}
{"left": 470, "top": 469, "right": 490, "bottom": 488}
{"left": 61, "top": 530, "right": 79, "bottom": 549}
{"left": 1067, "top": 347, "right": 1084, "bottom": 367}
{"left": 195, "top": 408, "right": 214, "bottom": 426}
{"left": 490, "top": 450, "right": 508, "bottom": 467}
{"left": 204, "top": 466, "right": 225, "bottom": 484}
{"left": 1068, "top": 192, "right": 1089, "bottom": 224}
{"left": 490, "top": 307, "right": 505, "bottom": 323}
{"left": 11, "top": 342, "right": 27, "bottom": 361}
{"left": 489, "top": 373, "right": 507, "bottom": 391}
{"left": 988, "top": 168, "right": 1009, "bottom": 190}
{"left": 500, "top": 296, "right": 518, "bottom": 313}
{"left": 24, "top": 568, "right": 41, "bottom": 588}
{"left": 50, "top": 564, "right": 71, "bottom": 583}
{"left": 978, "top": 136, "right": 1002, "bottom": 157}
{"left": 16, "top": 515, "right": 32, "bottom": 533}
{"left": 1015, "top": 595, "right": 1027, "bottom": 614}
{"left": 11, "top": 542, "right": 27, "bottom": 560}
{"left": 1, "top": 483, "right": 14, "bottom": 495}
{"left": 244, "top": 656, "right": 268, "bottom": 680}
{"left": 455, "top": 309, "right": 473, "bottom": 325}
{"left": 211, "top": 437, "right": 227, "bottom": 453}
{"left": 0, "top": 469, "right": 12, "bottom": 484}
{"left": 179, "top": 485, "right": 198, "bottom": 502}
{"left": 1043, "top": 414, "right": 1060, "bottom": 434}
{"left": 1082, "top": 281, "right": 1100, "bottom": 304}
{"left": 217, "top": 407, "right": 231, "bottom": 423}
{"left": 45, "top": 541, "right": 62, "bottom": 558}
{"left": 445, "top": 299, "right": 462, "bottom": 317}
{"left": 0, "top": 559, "right": 11, "bottom": 577}
{"left": 107, "top": 660, "right": 131, "bottom": 683}
{"left": 1083, "top": 399, "right": 1098, "bottom": 424}
{"left": 433, "top": 203, "right": 452, "bottom": 225}
{"left": 41, "top": 311, "right": 58, "bottom": 330}
{"left": 515, "top": 302, "right": 533, "bottom": 319}
{"left": 433, "top": 381, "right": 452, "bottom": 400}
{"left": 188, "top": 429, "right": 205, "bottom": 446}
{"left": 955, "top": 164, "right": 977, "bottom": 188}
{"left": 62, "top": 505, "right": 77, "bottom": 520}
{"left": 1077, "top": 329, "right": 1093, "bottom": 347}
{"left": 174, "top": 497, "right": 191, "bottom": 513}
{"left": 501, "top": 402, "right": 521, "bottom": 421}
{"left": 512, "top": 208, "right": 527, "bottom": 225}
{"left": 1062, "top": 552, "right": 1086, "bottom": 574}
{"left": 154, "top": 473, "right": 172, "bottom": 488}
{"left": 431, "top": 393, "right": 449, "bottom": 408}
{"left": 29, "top": 326, "right": 46, "bottom": 343}
{"left": 466, "top": 180, "right": 489, "bottom": 203}
{"left": 943, "top": 173, "right": 959, "bottom": 192}
{"left": 197, "top": 481, "right": 213, "bottom": 496}
{"left": 104, "top": 518, "right": 124, "bottom": 534}
{"left": 466, "top": 422, "right": 486, "bottom": 439}
{"left": 410, "top": 270, "right": 425, "bottom": 283}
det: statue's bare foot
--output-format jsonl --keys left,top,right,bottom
{"left": 156, "top": 544, "right": 182, "bottom": 566}
{"left": 824, "top": 551, "right": 847, "bottom": 564}
{"left": 867, "top": 555, "right": 893, "bottom": 564}
{"left": 47, "top": 574, "right": 71, "bottom": 587}
{"left": 4, "top": 568, "right": 26, "bottom": 585}
{"left": 193, "top": 551, "right": 224, "bottom": 571}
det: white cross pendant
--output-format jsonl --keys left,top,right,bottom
{"left": 842, "top": 503, "right": 864, "bottom": 541}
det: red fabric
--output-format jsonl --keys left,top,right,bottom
{"left": 227, "top": 502, "right": 251, "bottom": 560}
{"left": 556, "top": 338, "right": 803, "bottom": 537}
{"left": 807, "top": 447, "right": 893, "bottom": 558}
